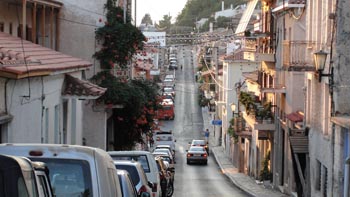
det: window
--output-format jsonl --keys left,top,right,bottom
{"left": 0, "top": 22, "right": 4, "bottom": 32}
{"left": 71, "top": 99, "right": 77, "bottom": 144}
{"left": 45, "top": 108, "right": 49, "bottom": 143}
{"left": 54, "top": 105, "right": 60, "bottom": 144}
{"left": 9, "top": 23, "right": 12, "bottom": 35}
{"left": 323, "top": 166, "right": 328, "bottom": 196}
{"left": 316, "top": 160, "right": 321, "bottom": 191}
{"left": 32, "top": 158, "right": 92, "bottom": 197}
{"left": 322, "top": 84, "right": 330, "bottom": 136}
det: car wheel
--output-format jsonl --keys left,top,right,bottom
{"left": 186, "top": 160, "right": 190, "bottom": 164}
{"left": 204, "top": 161, "right": 208, "bottom": 165}
{"left": 167, "top": 182, "right": 174, "bottom": 197}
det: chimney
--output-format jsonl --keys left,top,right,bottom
{"left": 222, "top": 0, "right": 224, "bottom": 11}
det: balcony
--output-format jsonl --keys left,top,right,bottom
{"left": 283, "top": 40, "right": 316, "bottom": 71}
{"left": 242, "top": 111, "right": 275, "bottom": 131}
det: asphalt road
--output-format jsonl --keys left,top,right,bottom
{"left": 159, "top": 45, "right": 248, "bottom": 197}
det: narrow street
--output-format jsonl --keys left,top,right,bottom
{"left": 159, "top": 46, "right": 248, "bottom": 197}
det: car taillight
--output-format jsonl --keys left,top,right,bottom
{"left": 203, "top": 154, "right": 207, "bottom": 157}
{"left": 152, "top": 183, "right": 157, "bottom": 192}
{"left": 139, "top": 185, "right": 148, "bottom": 194}
{"left": 187, "top": 153, "right": 192, "bottom": 157}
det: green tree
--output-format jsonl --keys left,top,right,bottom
{"left": 92, "top": 71, "right": 160, "bottom": 150}
{"left": 141, "top": 13, "right": 153, "bottom": 25}
{"left": 94, "top": 0, "right": 146, "bottom": 68}
{"left": 216, "top": 16, "right": 232, "bottom": 28}
{"left": 157, "top": 15, "right": 172, "bottom": 32}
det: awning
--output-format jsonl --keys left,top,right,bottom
{"left": 286, "top": 111, "right": 304, "bottom": 122}
{"left": 242, "top": 70, "right": 258, "bottom": 82}
{"left": 62, "top": 74, "right": 106, "bottom": 100}
{"left": 236, "top": 131, "right": 252, "bottom": 138}
{"left": 0, "top": 113, "right": 13, "bottom": 124}
{"left": 235, "top": 0, "right": 259, "bottom": 34}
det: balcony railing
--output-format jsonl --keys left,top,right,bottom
{"left": 283, "top": 40, "right": 316, "bottom": 70}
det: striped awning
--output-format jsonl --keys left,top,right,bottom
{"left": 235, "top": 0, "right": 259, "bottom": 34}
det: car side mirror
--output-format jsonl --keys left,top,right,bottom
{"left": 147, "top": 181, "right": 154, "bottom": 188}
{"left": 174, "top": 139, "right": 177, "bottom": 142}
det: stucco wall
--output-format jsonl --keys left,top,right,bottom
{"left": 0, "top": 78, "right": 5, "bottom": 113}
{"left": 5, "top": 73, "right": 83, "bottom": 144}
{"left": 57, "top": 0, "right": 106, "bottom": 79}
{"left": 334, "top": 0, "right": 350, "bottom": 114}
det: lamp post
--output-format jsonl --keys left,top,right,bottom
{"left": 314, "top": 50, "right": 333, "bottom": 83}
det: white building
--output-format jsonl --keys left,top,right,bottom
{"left": 0, "top": 32, "right": 105, "bottom": 144}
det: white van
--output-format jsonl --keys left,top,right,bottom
{"left": 0, "top": 144, "right": 122, "bottom": 197}
{"left": 0, "top": 154, "right": 53, "bottom": 197}
{"left": 108, "top": 151, "right": 162, "bottom": 197}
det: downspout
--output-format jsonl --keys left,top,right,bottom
{"left": 329, "top": 0, "right": 338, "bottom": 195}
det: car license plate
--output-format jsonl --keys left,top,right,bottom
{"left": 194, "top": 154, "right": 201, "bottom": 157}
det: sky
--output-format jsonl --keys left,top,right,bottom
{"left": 132, "top": 0, "right": 188, "bottom": 25}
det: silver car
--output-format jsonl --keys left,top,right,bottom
{"left": 114, "top": 160, "right": 153, "bottom": 196}
{"left": 186, "top": 146, "right": 208, "bottom": 165}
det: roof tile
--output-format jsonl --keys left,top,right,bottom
{"left": 0, "top": 32, "right": 91, "bottom": 78}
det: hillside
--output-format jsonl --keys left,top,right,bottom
{"left": 175, "top": 0, "right": 248, "bottom": 27}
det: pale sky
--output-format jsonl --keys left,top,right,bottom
{"left": 132, "top": 0, "right": 188, "bottom": 25}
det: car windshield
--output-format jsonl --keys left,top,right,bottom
{"left": 164, "top": 88, "right": 173, "bottom": 92}
{"left": 192, "top": 140, "right": 206, "bottom": 145}
{"left": 31, "top": 158, "right": 92, "bottom": 197}
{"left": 115, "top": 165, "right": 140, "bottom": 187}
{"left": 189, "top": 147, "right": 205, "bottom": 152}
{"left": 111, "top": 155, "right": 150, "bottom": 173}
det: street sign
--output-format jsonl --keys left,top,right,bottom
{"left": 211, "top": 120, "right": 222, "bottom": 125}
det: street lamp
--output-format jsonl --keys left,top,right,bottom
{"left": 314, "top": 50, "right": 333, "bottom": 83}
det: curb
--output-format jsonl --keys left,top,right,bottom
{"left": 211, "top": 147, "right": 256, "bottom": 197}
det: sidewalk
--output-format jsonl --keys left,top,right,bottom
{"left": 202, "top": 107, "right": 288, "bottom": 197}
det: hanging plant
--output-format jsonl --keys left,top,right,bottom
{"left": 94, "top": 0, "right": 146, "bottom": 69}
{"left": 228, "top": 117, "right": 238, "bottom": 143}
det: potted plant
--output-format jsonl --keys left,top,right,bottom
{"left": 260, "top": 151, "right": 272, "bottom": 186}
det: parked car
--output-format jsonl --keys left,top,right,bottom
{"left": 0, "top": 144, "right": 123, "bottom": 197}
{"left": 153, "top": 131, "right": 176, "bottom": 151}
{"left": 117, "top": 170, "right": 138, "bottom": 197}
{"left": 154, "top": 144, "right": 175, "bottom": 159}
{"left": 164, "top": 74, "right": 175, "bottom": 81}
{"left": 154, "top": 156, "right": 174, "bottom": 197}
{"left": 186, "top": 146, "right": 208, "bottom": 165}
{"left": 109, "top": 151, "right": 162, "bottom": 197}
{"left": 188, "top": 139, "right": 209, "bottom": 155}
{"left": 163, "top": 87, "right": 175, "bottom": 97}
{"left": 114, "top": 160, "right": 152, "bottom": 197}
{"left": 0, "top": 154, "right": 53, "bottom": 197}
{"left": 153, "top": 148, "right": 174, "bottom": 161}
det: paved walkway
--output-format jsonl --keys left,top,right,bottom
{"left": 202, "top": 107, "right": 289, "bottom": 197}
